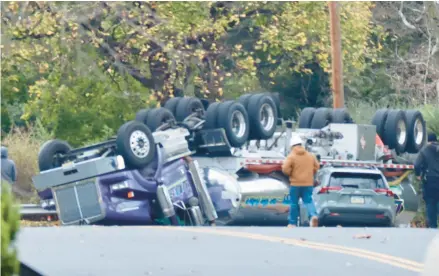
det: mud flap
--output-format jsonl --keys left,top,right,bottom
{"left": 185, "top": 157, "right": 218, "bottom": 223}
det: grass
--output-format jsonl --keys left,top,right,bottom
{"left": 1, "top": 126, "right": 47, "bottom": 204}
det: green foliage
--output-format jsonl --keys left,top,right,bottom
{"left": 1, "top": 182, "right": 21, "bottom": 276}
{"left": 1, "top": 1, "right": 385, "bottom": 144}
{"left": 420, "top": 105, "right": 439, "bottom": 136}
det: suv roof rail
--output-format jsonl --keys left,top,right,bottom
{"left": 323, "top": 163, "right": 380, "bottom": 170}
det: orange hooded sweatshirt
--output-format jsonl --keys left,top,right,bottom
{"left": 281, "top": 145, "right": 320, "bottom": 187}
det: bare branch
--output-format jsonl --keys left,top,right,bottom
{"left": 398, "top": 1, "right": 417, "bottom": 30}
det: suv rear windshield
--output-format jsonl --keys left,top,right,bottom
{"left": 328, "top": 172, "right": 387, "bottom": 189}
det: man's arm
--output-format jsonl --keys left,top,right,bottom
{"left": 282, "top": 154, "right": 294, "bottom": 176}
{"left": 414, "top": 150, "right": 425, "bottom": 177}
{"left": 313, "top": 156, "right": 320, "bottom": 175}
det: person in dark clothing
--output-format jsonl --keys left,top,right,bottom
{"left": 1, "top": 146, "right": 17, "bottom": 184}
{"left": 414, "top": 133, "right": 439, "bottom": 228}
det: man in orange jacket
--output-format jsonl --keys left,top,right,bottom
{"left": 281, "top": 136, "right": 320, "bottom": 228}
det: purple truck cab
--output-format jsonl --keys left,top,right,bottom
{"left": 34, "top": 150, "right": 236, "bottom": 226}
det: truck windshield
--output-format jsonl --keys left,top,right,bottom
{"left": 328, "top": 172, "right": 387, "bottom": 190}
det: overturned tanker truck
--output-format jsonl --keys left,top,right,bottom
{"left": 27, "top": 92, "right": 425, "bottom": 226}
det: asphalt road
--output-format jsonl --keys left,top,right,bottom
{"left": 17, "top": 226, "right": 438, "bottom": 276}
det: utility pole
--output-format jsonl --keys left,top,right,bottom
{"left": 328, "top": 1, "right": 345, "bottom": 108}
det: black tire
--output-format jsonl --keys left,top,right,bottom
{"left": 247, "top": 94, "right": 278, "bottom": 139}
{"left": 38, "top": 139, "right": 72, "bottom": 172}
{"left": 216, "top": 101, "right": 250, "bottom": 147}
{"left": 163, "top": 97, "right": 182, "bottom": 115}
{"left": 371, "top": 109, "right": 389, "bottom": 142}
{"left": 405, "top": 110, "right": 426, "bottom": 153}
{"left": 238, "top": 93, "right": 253, "bottom": 109}
{"left": 116, "top": 121, "right": 156, "bottom": 169}
{"left": 146, "top": 107, "right": 176, "bottom": 131}
{"left": 204, "top": 102, "right": 221, "bottom": 129}
{"left": 135, "top": 109, "right": 151, "bottom": 125}
{"left": 175, "top": 97, "right": 205, "bottom": 122}
{"left": 298, "top": 107, "right": 316, "bottom": 128}
{"left": 332, "top": 108, "right": 354, "bottom": 124}
{"left": 310, "top": 108, "right": 333, "bottom": 129}
{"left": 200, "top": 99, "right": 210, "bottom": 110}
{"left": 264, "top": 92, "right": 281, "bottom": 118}
{"left": 383, "top": 109, "right": 408, "bottom": 154}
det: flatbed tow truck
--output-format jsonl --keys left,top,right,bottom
{"left": 22, "top": 93, "right": 425, "bottom": 226}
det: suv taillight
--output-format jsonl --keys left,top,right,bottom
{"left": 374, "top": 188, "right": 394, "bottom": 197}
{"left": 318, "top": 186, "right": 341, "bottom": 194}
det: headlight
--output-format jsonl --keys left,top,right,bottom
{"left": 110, "top": 181, "right": 129, "bottom": 191}
{"left": 40, "top": 199, "right": 56, "bottom": 208}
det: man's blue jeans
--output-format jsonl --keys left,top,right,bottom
{"left": 425, "top": 197, "right": 439, "bottom": 228}
{"left": 289, "top": 186, "right": 318, "bottom": 226}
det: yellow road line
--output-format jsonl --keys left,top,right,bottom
{"left": 150, "top": 226, "right": 424, "bottom": 273}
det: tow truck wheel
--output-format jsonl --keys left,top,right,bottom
{"left": 217, "top": 100, "right": 250, "bottom": 147}
{"left": 371, "top": 109, "right": 389, "bottom": 142}
{"left": 247, "top": 94, "right": 278, "bottom": 140}
{"left": 298, "top": 107, "right": 316, "bottom": 128}
{"left": 146, "top": 107, "right": 176, "bottom": 131}
{"left": 116, "top": 121, "right": 156, "bottom": 169}
{"left": 332, "top": 108, "right": 354, "bottom": 124}
{"left": 405, "top": 110, "right": 426, "bottom": 153}
{"left": 383, "top": 109, "right": 408, "bottom": 154}
{"left": 310, "top": 107, "right": 333, "bottom": 129}
{"left": 135, "top": 109, "right": 151, "bottom": 125}
{"left": 38, "top": 139, "right": 73, "bottom": 172}
{"left": 175, "top": 97, "right": 205, "bottom": 122}
{"left": 163, "top": 97, "right": 182, "bottom": 115}
{"left": 204, "top": 102, "right": 221, "bottom": 129}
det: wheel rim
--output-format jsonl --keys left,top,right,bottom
{"left": 129, "top": 130, "right": 150, "bottom": 158}
{"left": 259, "top": 103, "right": 275, "bottom": 131}
{"left": 231, "top": 110, "right": 247, "bottom": 138}
{"left": 397, "top": 119, "right": 407, "bottom": 146}
{"left": 413, "top": 118, "right": 424, "bottom": 145}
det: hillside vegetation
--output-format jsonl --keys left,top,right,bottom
{"left": 1, "top": 1, "right": 439, "bottom": 203}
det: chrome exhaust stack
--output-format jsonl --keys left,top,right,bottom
{"left": 188, "top": 197, "right": 204, "bottom": 226}
{"left": 185, "top": 157, "right": 218, "bottom": 224}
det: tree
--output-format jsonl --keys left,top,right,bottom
{"left": 370, "top": 1, "right": 439, "bottom": 105}
{"left": 1, "top": 182, "right": 21, "bottom": 276}
{"left": 1, "top": 1, "right": 384, "bottom": 144}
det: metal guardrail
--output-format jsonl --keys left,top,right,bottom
{"left": 19, "top": 204, "right": 58, "bottom": 221}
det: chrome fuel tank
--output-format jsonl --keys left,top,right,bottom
{"left": 203, "top": 168, "right": 308, "bottom": 226}
{"left": 231, "top": 172, "right": 292, "bottom": 225}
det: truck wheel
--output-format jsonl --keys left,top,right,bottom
{"left": 116, "top": 121, "right": 156, "bottom": 169}
{"left": 332, "top": 108, "right": 354, "bottom": 124}
{"left": 383, "top": 110, "right": 408, "bottom": 154}
{"left": 371, "top": 109, "right": 389, "bottom": 142}
{"left": 200, "top": 98, "right": 210, "bottom": 110}
{"left": 38, "top": 140, "right": 72, "bottom": 172}
{"left": 310, "top": 107, "right": 333, "bottom": 129}
{"left": 405, "top": 110, "right": 426, "bottom": 153}
{"left": 163, "top": 97, "right": 182, "bottom": 115}
{"left": 217, "top": 101, "right": 250, "bottom": 147}
{"left": 247, "top": 94, "right": 278, "bottom": 140}
{"left": 298, "top": 107, "right": 316, "bottom": 128}
{"left": 135, "top": 109, "right": 151, "bottom": 125}
{"left": 264, "top": 92, "right": 281, "bottom": 118}
{"left": 146, "top": 107, "right": 176, "bottom": 131}
{"left": 238, "top": 93, "right": 253, "bottom": 109}
{"left": 204, "top": 102, "right": 221, "bottom": 129}
{"left": 175, "top": 97, "right": 205, "bottom": 122}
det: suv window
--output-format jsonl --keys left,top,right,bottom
{"left": 328, "top": 172, "right": 387, "bottom": 189}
